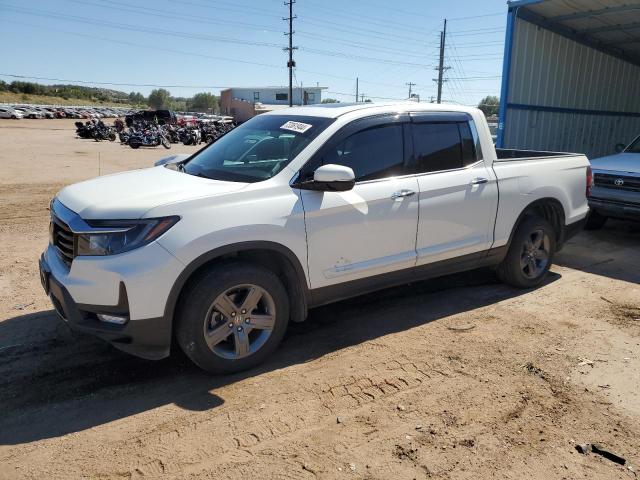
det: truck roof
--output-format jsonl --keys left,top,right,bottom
{"left": 262, "top": 101, "right": 479, "bottom": 119}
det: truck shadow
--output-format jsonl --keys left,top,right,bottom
{"left": 555, "top": 219, "right": 640, "bottom": 284}
{"left": 0, "top": 268, "right": 558, "bottom": 445}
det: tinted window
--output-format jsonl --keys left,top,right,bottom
{"left": 323, "top": 124, "right": 405, "bottom": 182}
{"left": 459, "top": 122, "right": 477, "bottom": 166}
{"left": 411, "top": 123, "right": 462, "bottom": 173}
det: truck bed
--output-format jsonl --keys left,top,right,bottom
{"left": 495, "top": 148, "right": 579, "bottom": 162}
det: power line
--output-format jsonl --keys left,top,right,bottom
{"left": 297, "top": 31, "right": 433, "bottom": 59}
{"left": 0, "top": 73, "right": 232, "bottom": 89}
{"left": 2, "top": 5, "right": 438, "bottom": 69}
{"left": 0, "top": 19, "right": 287, "bottom": 73}
{"left": 299, "top": 0, "right": 437, "bottom": 34}
{"left": 65, "top": 0, "right": 283, "bottom": 33}
{"left": 2, "top": 5, "right": 283, "bottom": 48}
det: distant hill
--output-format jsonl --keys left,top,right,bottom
{"left": 0, "top": 80, "right": 145, "bottom": 106}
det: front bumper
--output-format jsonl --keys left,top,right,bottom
{"left": 589, "top": 197, "right": 640, "bottom": 222}
{"left": 40, "top": 252, "right": 173, "bottom": 360}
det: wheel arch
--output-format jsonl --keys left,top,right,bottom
{"left": 164, "top": 241, "right": 310, "bottom": 340}
{"left": 505, "top": 197, "right": 566, "bottom": 251}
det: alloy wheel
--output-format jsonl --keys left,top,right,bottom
{"left": 203, "top": 284, "right": 276, "bottom": 360}
{"left": 520, "top": 229, "right": 550, "bottom": 279}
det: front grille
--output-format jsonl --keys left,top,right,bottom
{"left": 51, "top": 214, "right": 75, "bottom": 268}
{"left": 594, "top": 173, "right": 640, "bottom": 192}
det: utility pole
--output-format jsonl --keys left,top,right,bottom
{"left": 283, "top": 1, "right": 297, "bottom": 107}
{"left": 434, "top": 18, "right": 450, "bottom": 104}
{"left": 355, "top": 77, "right": 359, "bottom": 102}
{"left": 406, "top": 82, "right": 416, "bottom": 99}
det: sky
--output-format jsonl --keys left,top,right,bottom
{"left": 0, "top": 0, "right": 508, "bottom": 106}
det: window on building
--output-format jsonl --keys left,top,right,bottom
{"left": 276, "top": 93, "right": 288, "bottom": 101}
{"left": 253, "top": 92, "right": 260, "bottom": 102}
{"left": 322, "top": 124, "right": 405, "bottom": 182}
{"left": 307, "top": 92, "right": 316, "bottom": 103}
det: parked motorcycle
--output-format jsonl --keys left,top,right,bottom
{"left": 92, "top": 121, "right": 116, "bottom": 142}
{"left": 128, "top": 125, "right": 171, "bottom": 149}
{"left": 179, "top": 126, "right": 201, "bottom": 145}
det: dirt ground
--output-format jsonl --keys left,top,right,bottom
{"left": 0, "top": 119, "right": 639, "bottom": 479}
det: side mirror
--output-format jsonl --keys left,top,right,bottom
{"left": 155, "top": 154, "right": 190, "bottom": 167}
{"left": 615, "top": 143, "right": 626, "bottom": 153}
{"left": 294, "top": 164, "right": 356, "bottom": 192}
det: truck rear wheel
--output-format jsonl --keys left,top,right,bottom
{"left": 175, "top": 262, "right": 289, "bottom": 374}
{"left": 497, "top": 215, "right": 556, "bottom": 289}
{"left": 584, "top": 210, "right": 607, "bottom": 230}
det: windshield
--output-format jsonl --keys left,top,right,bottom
{"left": 625, "top": 135, "right": 640, "bottom": 153}
{"left": 183, "top": 114, "right": 334, "bottom": 182}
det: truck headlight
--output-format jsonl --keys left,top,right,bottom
{"left": 76, "top": 217, "right": 179, "bottom": 256}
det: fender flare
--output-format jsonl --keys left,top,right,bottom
{"left": 162, "top": 241, "right": 310, "bottom": 330}
{"left": 503, "top": 197, "right": 567, "bottom": 253}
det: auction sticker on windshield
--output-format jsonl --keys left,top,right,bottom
{"left": 280, "top": 121, "right": 313, "bottom": 133}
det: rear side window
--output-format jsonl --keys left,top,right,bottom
{"left": 323, "top": 124, "right": 405, "bottom": 182}
{"left": 411, "top": 122, "right": 478, "bottom": 173}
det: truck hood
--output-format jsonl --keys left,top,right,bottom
{"left": 57, "top": 166, "right": 248, "bottom": 219}
{"left": 590, "top": 153, "right": 640, "bottom": 174}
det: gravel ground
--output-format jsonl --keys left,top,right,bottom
{"left": 0, "top": 119, "right": 639, "bottom": 479}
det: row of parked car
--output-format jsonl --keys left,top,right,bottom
{"left": 0, "top": 104, "right": 130, "bottom": 120}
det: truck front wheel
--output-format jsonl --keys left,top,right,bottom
{"left": 497, "top": 215, "right": 556, "bottom": 289}
{"left": 175, "top": 262, "right": 289, "bottom": 374}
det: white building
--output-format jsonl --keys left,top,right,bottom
{"left": 220, "top": 86, "right": 328, "bottom": 122}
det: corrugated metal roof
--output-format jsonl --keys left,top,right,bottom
{"left": 517, "top": 0, "right": 640, "bottom": 65}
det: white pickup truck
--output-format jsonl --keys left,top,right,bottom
{"left": 40, "top": 103, "right": 591, "bottom": 373}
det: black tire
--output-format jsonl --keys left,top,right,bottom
{"left": 585, "top": 209, "right": 607, "bottom": 230}
{"left": 129, "top": 140, "right": 141, "bottom": 149}
{"left": 161, "top": 136, "right": 171, "bottom": 149}
{"left": 176, "top": 262, "right": 289, "bottom": 374}
{"left": 108, "top": 132, "right": 116, "bottom": 142}
{"left": 497, "top": 215, "right": 557, "bottom": 289}
{"left": 11, "top": 115, "right": 16, "bottom": 119}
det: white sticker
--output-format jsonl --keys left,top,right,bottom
{"left": 280, "top": 120, "right": 313, "bottom": 133}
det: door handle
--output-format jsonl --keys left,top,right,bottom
{"left": 471, "top": 177, "right": 489, "bottom": 185}
{"left": 391, "top": 189, "right": 416, "bottom": 200}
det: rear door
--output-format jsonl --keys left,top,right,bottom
{"left": 410, "top": 113, "right": 498, "bottom": 266}
{"left": 298, "top": 114, "right": 419, "bottom": 289}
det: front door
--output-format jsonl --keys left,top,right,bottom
{"left": 299, "top": 117, "right": 419, "bottom": 290}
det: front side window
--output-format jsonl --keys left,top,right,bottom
{"left": 183, "top": 115, "right": 334, "bottom": 183}
{"left": 411, "top": 122, "right": 478, "bottom": 174}
{"left": 320, "top": 124, "right": 405, "bottom": 182}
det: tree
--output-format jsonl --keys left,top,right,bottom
{"left": 128, "top": 91, "right": 146, "bottom": 105}
{"left": 321, "top": 98, "right": 339, "bottom": 104}
{"left": 188, "top": 92, "right": 218, "bottom": 112}
{"left": 478, "top": 95, "right": 500, "bottom": 117}
{"left": 148, "top": 89, "right": 172, "bottom": 109}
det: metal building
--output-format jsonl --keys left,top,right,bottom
{"left": 498, "top": 0, "right": 640, "bottom": 159}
